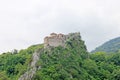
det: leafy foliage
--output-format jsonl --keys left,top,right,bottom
{"left": 32, "top": 37, "right": 88, "bottom": 80}
{"left": 32, "top": 38, "right": 120, "bottom": 80}
{"left": 0, "top": 44, "right": 43, "bottom": 80}
{"left": 0, "top": 36, "right": 120, "bottom": 80}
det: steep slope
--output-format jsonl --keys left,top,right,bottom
{"left": 1, "top": 32, "right": 120, "bottom": 80}
{"left": 92, "top": 37, "right": 120, "bottom": 53}
{"left": 18, "top": 49, "right": 43, "bottom": 80}
{"left": 0, "top": 44, "right": 43, "bottom": 80}
{"left": 32, "top": 32, "right": 89, "bottom": 80}
{"left": 0, "top": 32, "right": 88, "bottom": 80}
{"left": 18, "top": 32, "right": 88, "bottom": 80}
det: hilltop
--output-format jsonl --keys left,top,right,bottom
{"left": 0, "top": 32, "right": 120, "bottom": 80}
{"left": 0, "top": 32, "right": 88, "bottom": 80}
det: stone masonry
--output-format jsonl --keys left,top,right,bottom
{"left": 44, "top": 32, "right": 81, "bottom": 48}
{"left": 44, "top": 33, "right": 66, "bottom": 48}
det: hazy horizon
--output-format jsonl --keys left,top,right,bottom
{"left": 0, "top": 0, "right": 120, "bottom": 53}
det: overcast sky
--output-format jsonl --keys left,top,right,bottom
{"left": 0, "top": 0, "right": 120, "bottom": 53}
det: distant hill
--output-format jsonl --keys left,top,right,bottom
{"left": 92, "top": 37, "right": 120, "bottom": 53}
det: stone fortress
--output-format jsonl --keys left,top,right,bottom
{"left": 44, "top": 32, "right": 81, "bottom": 48}
{"left": 44, "top": 33, "right": 66, "bottom": 48}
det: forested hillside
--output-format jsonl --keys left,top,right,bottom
{"left": 92, "top": 37, "right": 120, "bottom": 53}
{"left": 0, "top": 44, "right": 43, "bottom": 80}
{"left": 0, "top": 33, "right": 120, "bottom": 80}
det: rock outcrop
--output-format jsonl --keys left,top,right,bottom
{"left": 18, "top": 49, "right": 43, "bottom": 80}
{"left": 19, "top": 32, "right": 81, "bottom": 80}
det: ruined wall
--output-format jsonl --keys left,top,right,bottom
{"left": 44, "top": 32, "right": 81, "bottom": 48}
{"left": 44, "top": 33, "right": 66, "bottom": 48}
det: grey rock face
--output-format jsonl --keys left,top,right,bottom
{"left": 18, "top": 49, "right": 43, "bottom": 80}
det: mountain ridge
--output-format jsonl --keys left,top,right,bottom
{"left": 92, "top": 37, "right": 120, "bottom": 53}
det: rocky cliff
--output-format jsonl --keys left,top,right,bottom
{"left": 18, "top": 32, "right": 85, "bottom": 80}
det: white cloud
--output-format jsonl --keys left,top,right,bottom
{"left": 0, "top": 0, "right": 120, "bottom": 53}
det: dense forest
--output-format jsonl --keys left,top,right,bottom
{"left": 0, "top": 34, "right": 120, "bottom": 80}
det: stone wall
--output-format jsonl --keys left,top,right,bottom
{"left": 44, "top": 33, "right": 66, "bottom": 48}
{"left": 44, "top": 32, "right": 81, "bottom": 48}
